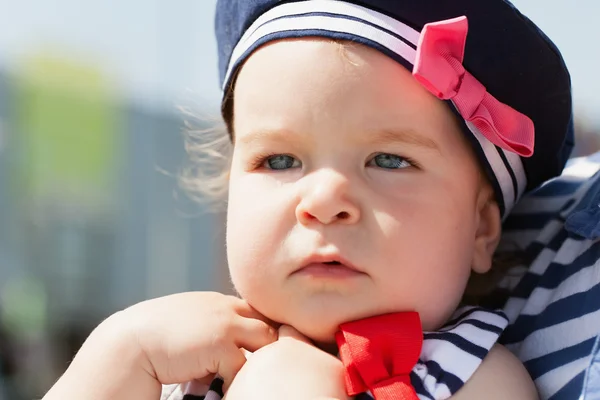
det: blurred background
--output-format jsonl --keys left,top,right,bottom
{"left": 0, "top": 1, "right": 598, "bottom": 399}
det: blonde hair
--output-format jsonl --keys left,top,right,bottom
{"left": 179, "top": 113, "right": 232, "bottom": 212}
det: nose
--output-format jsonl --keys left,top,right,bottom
{"left": 296, "top": 169, "right": 361, "bottom": 225}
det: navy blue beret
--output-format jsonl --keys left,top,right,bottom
{"left": 215, "top": 0, "right": 574, "bottom": 216}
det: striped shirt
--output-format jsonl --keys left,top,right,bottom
{"left": 496, "top": 152, "right": 600, "bottom": 399}
{"left": 162, "top": 152, "right": 600, "bottom": 400}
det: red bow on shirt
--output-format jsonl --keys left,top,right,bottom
{"left": 335, "top": 312, "right": 423, "bottom": 400}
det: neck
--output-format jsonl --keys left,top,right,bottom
{"left": 315, "top": 340, "right": 339, "bottom": 355}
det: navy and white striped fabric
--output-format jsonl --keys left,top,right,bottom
{"left": 492, "top": 152, "right": 600, "bottom": 399}
{"left": 161, "top": 306, "right": 508, "bottom": 400}
{"left": 217, "top": 0, "right": 528, "bottom": 216}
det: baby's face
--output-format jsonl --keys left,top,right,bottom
{"left": 226, "top": 39, "right": 496, "bottom": 343}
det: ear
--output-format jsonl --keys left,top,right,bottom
{"left": 471, "top": 186, "right": 502, "bottom": 274}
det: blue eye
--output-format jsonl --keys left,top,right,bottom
{"left": 264, "top": 154, "right": 301, "bottom": 170}
{"left": 369, "top": 154, "right": 411, "bottom": 169}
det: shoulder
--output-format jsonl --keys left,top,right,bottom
{"left": 450, "top": 344, "right": 538, "bottom": 399}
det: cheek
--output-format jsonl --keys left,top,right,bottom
{"left": 227, "top": 187, "right": 264, "bottom": 288}
{"left": 411, "top": 188, "right": 478, "bottom": 269}
{"left": 416, "top": 207, "right": 477, "bottom": 328}
{"left": 226, "top": 217, "right": 270, "bottom": 304}
{"left": 226, "top": 175, "right": 291, "bottom": 296}
{"left": 375, "top": 186, "right": 477, "bottom": 329}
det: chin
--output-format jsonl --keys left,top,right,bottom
{"left": 247, "top": 292, "right": 391, "bottom": 341}
{"left": 295, "top": 320, "right": 340, "bottom": 344}
{"left": 283, "top": 306, "right": 367, "bottom": 344}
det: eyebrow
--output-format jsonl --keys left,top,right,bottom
{"left": 237, "top": 127, "right": 439, "bottom": 151}
{"left": 236, "top": 128, "right": 309, "bottom": 146}
{"left": 366, "top": 128, "right": 440, "bottom": 152}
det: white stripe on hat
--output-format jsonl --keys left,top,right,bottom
{"left": 466, "top": 121, "right": 525, "bottom": 213}
{"left": 236, "top": 0, "right": 420, "bottom": 50}
{"left": 502, "top": 148, "right": 527, "bottom": 200}
{"left": 224, "top": 0, "right": 527, "bottom": 214}
{"left": 224, "top": 0, "right": 420, "bottom": 89}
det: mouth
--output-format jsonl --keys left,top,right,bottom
{"left": 292, "top": 254, "right": 366, "bottom": 278}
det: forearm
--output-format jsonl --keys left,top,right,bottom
{"left": 43, "top": 313, "right": 161, "bottom": 400}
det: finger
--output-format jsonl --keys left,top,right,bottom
{"left": 277, "top": 325, "right": 312, "bottom": 344}
{"left": 232, "top": 318, "right": 278, "bottom": 351}
{"left": 232, "top": 299, "right": 278, "bottom": 326}
{"left": 217, "top": 345, "right": 248, "bottom": 392}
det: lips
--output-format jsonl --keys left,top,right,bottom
{"left": 293, "top": 254, "right": 365, "bottom": 275}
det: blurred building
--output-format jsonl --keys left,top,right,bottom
{"left": 0, "top": 62, "right": 225, "bottom": 398}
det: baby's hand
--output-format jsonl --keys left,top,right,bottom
{"left": 43, "top": 292, "right": 277, "bottom": 400}
{"left": 128, "top": 292, "right": 277, "bottom": 386}
{"left": 225, "top": 325, "right": 351, "bottom": 400}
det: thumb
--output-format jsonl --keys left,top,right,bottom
{"left": 277, "top": 325, "right": 312, "bottom": 344}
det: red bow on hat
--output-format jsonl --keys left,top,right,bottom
{"left": 413, "top": 16, "right": 535, "bottom": 158}
{"left": 335, "top": 312, "right": 423, "bottom": 400}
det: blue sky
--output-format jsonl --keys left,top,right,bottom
{"left": 0, "top": 0, "right": 598, "bottom": 125}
